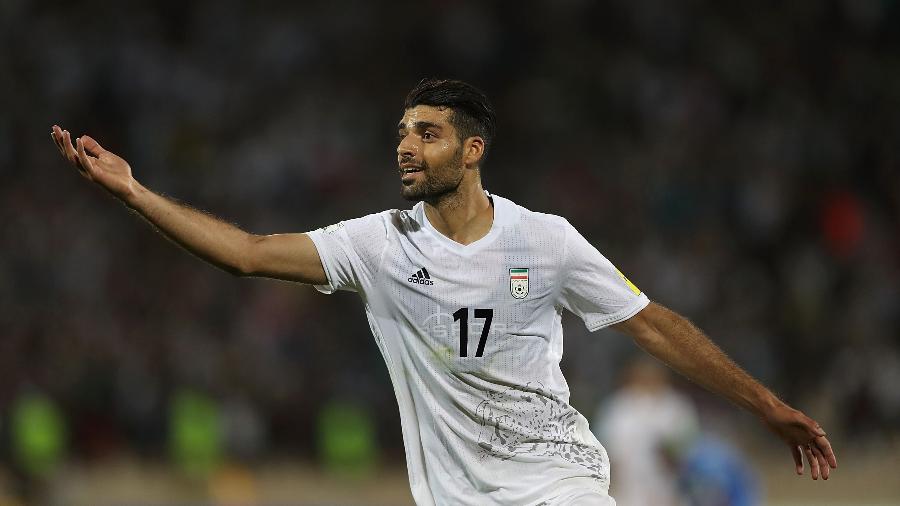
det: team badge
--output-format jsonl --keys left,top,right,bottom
{"left": 509, "top": 268, "right": 529, "bottom": 299}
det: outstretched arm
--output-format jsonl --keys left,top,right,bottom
{"left": 613, "top": 302, "right": 838, "bottom": 480}
{"left": 50, "top": 126, "right": 327, "bottom": 284}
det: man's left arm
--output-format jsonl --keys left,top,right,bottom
{"left": 612, "top": 302, "right": 838, "bottom": 480}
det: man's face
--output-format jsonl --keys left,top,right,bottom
{"left": 396, "top": 105, "right": 465, "bottom": 202}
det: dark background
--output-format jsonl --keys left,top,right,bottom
{"left": 1, "top": 0, "right": 898, "bottom": 502}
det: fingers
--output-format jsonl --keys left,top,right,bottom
{"left": 80, "top": 135, "right": 107, "bottom": 157}
{"left": 812, "top": 422, "right": 826, "bottom": 438}
{"left": 802, "top": 444, "right": 820, "bottom": 480}
{"left": 52, "top": 126, "right": 98, "bottom": 180}
{"left": 797, "top": 412, "right": 827, "bottom": 438}
{"left": 791, "top": 445, "right": 803, "bottom": 475}
{"left": 811, "top": 445, "right": 830, "bottom": 480}
{"left": 51, "top": 125, "right": 66, "bottom": 156}
{"left": 62, "top": 129, "right": 81, "bottom": 168}
{"left": 75, "top": 137, "right": 96, "bottom": 178}
{"left": 805, "top": 417, "right": 837, "bottom": 472}
{"left": 814, "top": 435, "right": 838, "bottom": 469}
{"left": 53, "top": 125, "right": 75, "bottom": 163}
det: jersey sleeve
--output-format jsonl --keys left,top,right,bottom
{"left": 305, "top": 212, "right": 390, "bottom": 294}
{"left": 556, "top": 219, "right": 649, "bottom": 331}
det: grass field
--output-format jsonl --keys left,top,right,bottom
{"left": 0, "top": 451, "right": 895, "bottom": 505}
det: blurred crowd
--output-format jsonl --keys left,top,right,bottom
{"left": 1, "top": 0, "right": 898, "bottom": 486}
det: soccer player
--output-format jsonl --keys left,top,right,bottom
{"left": 51, "top": 78, "right": 836, "bottom": 505}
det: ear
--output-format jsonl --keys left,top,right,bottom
{"left": 463, "top": 136, "right": 485, "bottom": 168}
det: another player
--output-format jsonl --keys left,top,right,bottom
{"left": 51, "top": 78, "right": 836, "bottom": 505}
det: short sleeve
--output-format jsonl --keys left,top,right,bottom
{"left": 556, "top": 220, "right": 649, "bottom": 331}
{"left": 306, "top": 212, "right": 390, "bottom": 295}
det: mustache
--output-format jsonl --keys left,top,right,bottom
{"left": 398, "top": 156, "right": 426, "bottom": 170}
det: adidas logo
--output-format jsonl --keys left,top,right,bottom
{"left": 407, "top": 267, "right": 434, "bottom": 285}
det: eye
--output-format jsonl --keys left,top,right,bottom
{"left": 423, "top": 132, "right": 435, "bottom": 140}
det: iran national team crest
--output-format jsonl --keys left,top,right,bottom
{"left": 509, "top": 268, "right": 529, "bottom": 299}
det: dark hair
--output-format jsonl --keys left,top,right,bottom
{"left": 404, "top": 78, "right": 497, "bottom": 164}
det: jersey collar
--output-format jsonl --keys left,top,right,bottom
{"left": 414, "top": 190, "right": 518, "bottom": 255}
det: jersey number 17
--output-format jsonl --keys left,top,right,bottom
{"left": 452, "top": 307, "right": 493, "bottom": 358}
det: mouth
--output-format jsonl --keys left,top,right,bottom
{"left": 399, "top": 163, "right": 423, "bottom": 173}
{"left": 399, "top": 164, "right": 424, "bottom": 183}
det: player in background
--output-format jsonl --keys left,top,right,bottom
{"left": 596, "top": 358, "right": 761, "bottom": 506}
{"left": 50, "top": 78, "right": 836, "bottom": 505}
{"left": 596, "top": 358, "right": 701, "bottom": 506}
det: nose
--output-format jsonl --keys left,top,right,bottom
{"left": 397, "top": 134, "right": 417, "bottom": 160}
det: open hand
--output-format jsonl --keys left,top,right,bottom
{"left": 763, "top": 403, "right": 837, "bottom": 480}
{"left": 51, "top": 125, "right": 138, "bottom": 202}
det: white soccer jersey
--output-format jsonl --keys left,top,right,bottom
{"left": 306, "top": 192, "right": 649, "bottom": 506}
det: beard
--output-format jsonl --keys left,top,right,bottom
{"left": 399, "top": 145, "right": 465, "bottom": 202}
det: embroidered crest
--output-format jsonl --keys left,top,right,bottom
{"left": 509, "top": 268, "right": 529, "bottom": 299}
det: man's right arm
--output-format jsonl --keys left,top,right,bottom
{"left": 126, "top": 186, "right": 327, "bottom": 282}
{"left": 51, "top": 125, "right": 327, "bottom": 285}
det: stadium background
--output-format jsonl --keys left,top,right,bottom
{"left": 2, "top": 0, "right": 898, "bottom": 504}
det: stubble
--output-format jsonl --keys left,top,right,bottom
{"left": 400, "top": 145, "right": 465, "bottom": 203}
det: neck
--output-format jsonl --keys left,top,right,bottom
{"left": 423, "top": 172, "right": 494, "bottom": 246}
